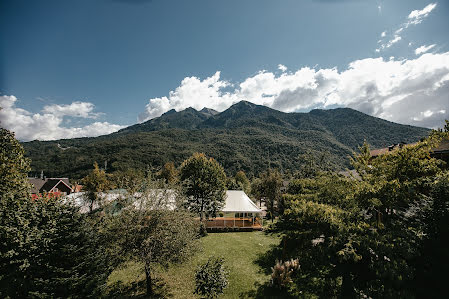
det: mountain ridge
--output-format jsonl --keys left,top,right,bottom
{"left": 23, "top": 101, "right": 430, "bottom": 179}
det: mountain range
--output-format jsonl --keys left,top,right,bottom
{"left": 23, "top": 101, "right": 430, "bottom": 179}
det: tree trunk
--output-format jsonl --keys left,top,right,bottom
{"left": 145, "top": 264, "right": 153, "bottom": 296}
{"left": 200, "top": 199, "right": 204, "bottom": 222}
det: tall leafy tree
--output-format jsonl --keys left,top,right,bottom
{"left": 81, "top": 162, "right": 110, "bottom": 212}
{"left": 180, "top": 153, "right": 227, "bottom": 223}
{"left": 105, "top": 186, "right": 200, "bottom": 296}
{"left": 252, "top": 169, "right": 283, "bottom": 219}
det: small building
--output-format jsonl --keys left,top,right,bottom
{"left": 206, "top": 190, "right": 263, "bottom": 231}
{"left": 29, "top": 177, "right": 73, "bottom": 197}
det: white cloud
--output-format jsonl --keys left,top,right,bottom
{"left": 415, "top": 44, "right": 436, "bottom": 55}
{"left": 42, "top": 101, "right": 101, "bottom": 118}
{"left": 0, "top": 96, "right": 125, "bottom": 141}
{"left": 139, "top": 52, "right": 449, "bottom": 129}
{"left": 386, "top": 35, "right": 402, "bottom": 48}
{"left": 376, "top": 3, "right": 437, "bottom": 52}
{"left": 278, "top": 64, "right": 288, "bottom": 72}
{"left": 138, "top": 71, "right": 239, "bottom": 121}
{"left": 408, "top": 3, "right": 437, "bottom": 25}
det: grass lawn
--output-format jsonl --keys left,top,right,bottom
{"left": 106, "top": 231, "right": 280, "bottom": 298}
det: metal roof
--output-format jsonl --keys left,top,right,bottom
{"left": 221, "top": 190, "right": 262, "bottom": 213}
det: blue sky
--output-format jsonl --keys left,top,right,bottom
{"left": 1, "top": 0, "right": 448, "bottom": 140}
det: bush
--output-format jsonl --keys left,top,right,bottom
{"left": 271, "top": 259, "right": 300, "bottom": 289}
{"left": 194, "top": 257, "right": 229, "bottom": 298}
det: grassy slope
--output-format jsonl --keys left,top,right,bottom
{"left": 107, "top": 232, "right": 280, "bottom": 298}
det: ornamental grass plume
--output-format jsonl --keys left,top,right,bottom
{"left": 271, "top": 258, "right": 300, "bottom": 288}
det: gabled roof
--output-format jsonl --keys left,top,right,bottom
{"left": 221, "top": 190, "right": 262, "bottom": 213}
{"left": 29, "top": 178, "right": 72, "bottom": 194}
{"left": 29, "top": 178, "right": 47, "bottom": 194}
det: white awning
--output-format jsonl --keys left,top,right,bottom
{"left": 221, "top": 190, "right": 262, "bottom": 213}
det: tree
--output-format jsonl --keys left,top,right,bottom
{"left": 0, "top": 128, "right": 109, "bottom": 298}
{"left": 271, "top": 134, "right": 448, "bottom": 298}
{"left": 235, "top": 170, "right": 250, "bottom": 193}
{"left": 0, "top": 128, "right": 31, "bottom": 198}
{"left": 81, "top": 162, "right": 110, "bottom": 212}
{"left": 194, "top": 257, "right": 229, "bottom": 298}
{"left": 252, "top": 169, "right": 283, "bottom": 220}
{"left": 110, "top": 168, "right": 145, "bottom": 193}
{"left": 158, "top": 161, "right": 179, "bottom": 184}
{"left": 180, "top": 153, "right": 227, "bottom": 224}
{"left": 106, "top": 193, "right": 200, "bottom": 296}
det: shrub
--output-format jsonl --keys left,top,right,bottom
{"left": 194, "top": 257, "right": 229, "bottom": 298}
{"left": 271, "top": 259, "right": 300, "bottom": 288}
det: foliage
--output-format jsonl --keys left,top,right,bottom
{"left": 414, "top": 171, "right": 449, "bottom": 297}
{"left": 0, "top": 128, "right": 30, "bottom": 198}
{"left": 194, "top": 257, "right": 229, "bottom": 298}
{"left": 81, "top": 161, "right": 110, "bottom": 212}
{"left": 270, "top": 259, "right": 300, "bottom": 289}
{"left": 109, "top": 168, "right": 145, "bottom": 193}
{"left": 252, "top": 169, "right": 283, "bottom": 218}
{"left": 271, "top": 132, "right": 448, "bottom": 298}
{"left": 235, "top": 170, "right": 250, "bottom": 193}
{"left": 23, "top": 103, "right": 429, "bottom": 179}
{"left": 104, "top": 183, "right": 200, "bottom": 296}
{"left": 180, "top": 153, "right": 227, "bottom": 223}
{"left": 158, "top": 161, "right": 179, "bottom": 183}
{"left": 226, "top": 170, "right": 250, "bottom": 193}
{"left": 0, "top": 128, "right": 109, "bottom": 298}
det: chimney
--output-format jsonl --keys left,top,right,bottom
{"left": 41, "top": 170, "right": 44, "bottom": 180}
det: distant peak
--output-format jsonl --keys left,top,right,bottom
{"left": 200, "top": 107, "right": 218, "bottom": 116}
{"left": 230, "top": 100, "right": 258, "bottom": 109}
{"left": 162, "top": 109, "right": 176, "bottom": 116}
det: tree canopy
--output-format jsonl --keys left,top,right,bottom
{"left": 0, "top": 128, "right": 109, "bottom": 298}
{"left": 270, "top": 131, "right": 449, "bottom": 298}
{"left": 180, "top": 153, "right": 227, "bottom": 222}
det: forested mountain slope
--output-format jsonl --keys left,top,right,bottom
{"left": 23, "top": 101, "right": 429, "bottom": 179}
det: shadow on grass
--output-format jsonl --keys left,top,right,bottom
{"left": 240, "top": 282, "right": 298, "bottom": 299}
{"left": 254, "top": 242, "right": 283, "bottom": 275}
{"left": 105, "top": 277, "right": 173, "bottom": 298}
{"left": 241, "top": 235, "right": 299, "bottom": 298}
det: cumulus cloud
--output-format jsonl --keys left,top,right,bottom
{"left": 139, "top": 52, "right": 449, "bottom": 129}
{"left": 415, "top": 44, "right": 436, "bottom": 55}
{"left": 138, "top": 71, "right": 238, "bottom": 121}
{"left": 0, "top": 96, "right": 125, "bottom": 141}
{"left": 376, "top": 3, "right": 437, "bottom": 52}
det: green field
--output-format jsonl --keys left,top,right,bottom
{"left": 106, "top": 231, "right": 281, "bottom": 298}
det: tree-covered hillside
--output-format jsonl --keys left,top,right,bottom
{"left": 23, "top": 101, "right": 429, "bottom": 179}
